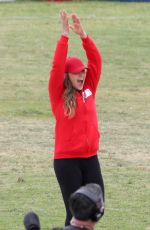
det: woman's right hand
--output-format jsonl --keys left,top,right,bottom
{"left": 60, "top": 10, "right": 69, "bottom": 37}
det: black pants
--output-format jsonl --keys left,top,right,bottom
{"left": 54, "top": 155, "right": 104, "bottom": 226}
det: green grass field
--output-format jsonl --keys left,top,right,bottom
{"left": 0, "top": 1, "right": 150, "bottom": 229}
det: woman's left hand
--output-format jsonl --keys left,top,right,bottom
{"left": 70, "top": 14, "right": 87, "bottom": 39}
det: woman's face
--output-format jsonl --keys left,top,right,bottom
{"left": 68, "top": 69, "right": 87, "bottom": 91}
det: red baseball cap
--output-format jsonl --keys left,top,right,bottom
{"left": 65, "top": 56, "right": 87, "bottom": 74}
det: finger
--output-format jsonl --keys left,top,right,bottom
{"left": 60, "top": 10, "right": 67, "bottom": 19}
{"left": 71, "top": 14, "right": 78, "bottom": 22}
{"left": 59, "top": 11, "right": 62, "bottom": 18}
{"left": 59, "top": 11, "right": 65, "bottom": 21}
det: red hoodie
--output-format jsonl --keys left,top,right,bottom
{"left": 48, "top": 35, "right": 102, "bottom": 159}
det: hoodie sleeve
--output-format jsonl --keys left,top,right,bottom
{"left": 82, "top": 36, "right": 102, "bottom": 96}
{"left": 48, "top": 35, "right": 68, "bottom": 115}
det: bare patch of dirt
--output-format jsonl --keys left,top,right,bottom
{"left": 100, "top": 120, "right": 150, "bottom": 170}
{"left": 0, "top": 118, "right": 55, "bottom": 178}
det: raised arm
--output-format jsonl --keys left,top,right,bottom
{"left": 48, "top": 11, "right": 69, "bottom": 115}
{"left": 70, "top": 14, "right": 102, "bottom": 95}
{"left": 82, "top": 36, "right": 102, "bottom": 95}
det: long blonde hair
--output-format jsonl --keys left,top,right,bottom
{"left": 64, "top": 74, "right": 76, "bottom": 118}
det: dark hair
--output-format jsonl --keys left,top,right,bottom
{"left": 69, "top": 193, "right": 97, "bottom": 221}
{"left": 69, "top": 183, "right": 104, "bottom": 222}
{"left": 64, "top": 74, "right": 76, "bottom": 118}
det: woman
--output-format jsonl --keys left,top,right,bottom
{"left": 48, "top": 11, "right": 104, "bottom": 226}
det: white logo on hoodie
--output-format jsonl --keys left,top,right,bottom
{"left": 82, "top": 89, "right": 92, "bottom": 102}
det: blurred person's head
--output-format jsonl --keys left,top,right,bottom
{"left": 69, "top": 183, "right": 104, "bottom": 223}
{"left": 52, "top": 184, "right": 104, "bottom": 230}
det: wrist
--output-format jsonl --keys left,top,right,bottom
{"left": 80, "top": 32, "right": 87, "bottom": 39}
{"left": 62, "top": 31, "right": 69, "bottom": 38}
